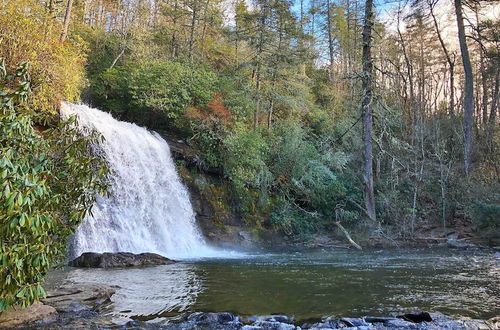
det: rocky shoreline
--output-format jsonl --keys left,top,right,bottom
{"left": 1, "top": 250, "right": 498, "bottom": 329}
{"left": 0, "top": 282, "right": 117, "bottom": 329}
{"left": 127, "top": 312, "right": 499, "bottom": 330}
{"left": 2, "top": 282, "right": 498, "bottom": 329}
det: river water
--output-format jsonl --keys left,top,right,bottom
{"left": 46, "top": 248, "right": 500, "bottom": 325}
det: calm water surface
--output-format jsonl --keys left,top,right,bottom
{"left": 46, "top": 249, "right": 500, "bottom": 324}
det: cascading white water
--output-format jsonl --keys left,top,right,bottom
{"left": 61, "top": 102, "right": 217, "bottom": 259}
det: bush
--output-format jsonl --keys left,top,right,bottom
{"left": 0, "top": 62, "right": 108, "bottom": 311}
{"left": 223, "top": 127, "right": 271, "bottom": 193}
{"left": 90, "top": 61, "right": 218, "bottom": 129}
{"left": 472, "top": 200, "right": 500, "bottom": 242}
{"left": 265, "top": 121, "right": 354, "bottom": 235}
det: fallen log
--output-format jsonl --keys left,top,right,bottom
{"left": 335, "top": 221, "right": 362, "bottom": 250}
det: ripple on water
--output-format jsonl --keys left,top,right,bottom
{"left": 46, "top": 249, "right": 500, "bottom": 325}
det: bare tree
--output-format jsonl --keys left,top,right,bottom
{"left": 427, "top": 0, "right": 456, "bottom": 118}
{"left": 454, "top": 0, "right": 474, "bottom": 175}
{"left": 361, "top": 0, "right": 377, "bottom": 222}
{"left": 326, "top": 0, "right": 336, "bottom": 81}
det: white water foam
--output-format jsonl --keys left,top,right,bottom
{"left": 61, "top": 102, "right": 234, "bottom": 259}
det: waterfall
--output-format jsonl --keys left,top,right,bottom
{"left": 61, "top": 102, "right": 216, "bottom": 259}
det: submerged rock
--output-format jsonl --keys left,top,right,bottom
{"left": 69, "top": 252, "right": 175, "bottom": 268}
{"left": 246, "top": 315, "right": 294, "bottom": 324}
{"left": 242, "top": 320, "right": 297, "bottom": 330}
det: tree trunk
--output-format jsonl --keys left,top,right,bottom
{"left": 486, "top": 69, "right": 499, "bottom": 148}
{"left": 267, "top": 17, "right": 284, "bottom": 130}
{"left": 171, "top": 0, "right": 179, "bottom": 58}
{"left": 188, "top": 1, "right": 198, "bottom": 63}
{"left": 327, "top": 0, "right": 335, "bottom": 81}
{"left": 200, "top": 0, "right": 210, "bottom": 58}
{"left": 397, "top": 8, "right": 415, "bottom": 133}
{"left": 454, "top": 0, "right": 474, "bottom": 175}
{"left": 254, "top": 65, "right": 261, "bottom": 129}
{"left": 472, "top": 7, "right": 488, "bottom": 125}
{"left": 429, "top": 1, "right": 455, "bottom": 118}
{"left": 254, "top": 4, "right": 267, "bottom": 130}
{"left": 361, "top": 0, "right": 376, "bottom": 222}
{"left": 60, "top": 0, "right": 74, "bottom": 42}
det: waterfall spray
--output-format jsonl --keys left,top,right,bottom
{"left": 61, "top": 103, "right": 217, "bottom": 259}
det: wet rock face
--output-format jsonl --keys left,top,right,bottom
{"left": 69, "top": 252, "right": 175, "bottom": 268}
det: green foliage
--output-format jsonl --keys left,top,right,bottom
{"left": 269, "top": 201, "right": 320, "bottom": 237}
{"left": 0, "top": 61, "right": 108, "bottom": 311}
{"left": 223, "top": 127, "right": 271, "bottom": 192}
{"left": 90, "top": 61, "right": 218, "bottom": 129}
{"left": 220, "top": 120, "right": 355, "bottom": 235}
{"left": 71, "top": 0, "right": 499, "bottom": 242}
{"left": 266, "top": 121, "right": 354, "bottom": 235}
{"left": 472, "top": 201, "right": 500, "bottom": 240}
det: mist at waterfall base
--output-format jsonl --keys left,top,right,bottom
{"left": 61, "top": 102, "right": 232, "bottom": 260}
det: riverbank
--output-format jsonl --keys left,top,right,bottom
{"left": 1, "top": 248, "right": 498, "bottom": 328}
{"left": 3, "top": 247, "right": 497, "bottom": 329}
{"left": 166, "top": 135, "right": 499, "bottom": 252}
{"left": 6, "top": 301, "right": 500, "bottom": 329}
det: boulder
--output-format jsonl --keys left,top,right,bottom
{"left": 397, "top": 312, "right": 432, "bottom": 323}
{"left": 0, "top": 302, "right": 56, "bottom": 328}
{"left": 69, "top": 252, "right": 175, "bottom": 268}
{"left": 446, "top": 238, "right": 477, "bottom": 249}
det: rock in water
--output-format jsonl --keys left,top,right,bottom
{"left": 69, "top": 252, "right": 175, "bottom": 268}
{"left": 398, "top": 312, "right": 433, "bottom": 323}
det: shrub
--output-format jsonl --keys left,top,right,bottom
{"left": 223, "top": 127, "right": 271, "bottom": 193}
{"left": 266, "top": 121, "right": 354, "bottom": 235}
{"left": 471, "top": 197, "right": 500, "bottom": 243}
{"left": 90, "top": 61, "right": 218, "bottom": 127}
{"left": 0, "top": 62, "right": 108, "bottom": 311}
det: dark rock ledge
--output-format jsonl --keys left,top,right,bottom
{"left": 69, "top": 252, "right": 175, "bottom": 268}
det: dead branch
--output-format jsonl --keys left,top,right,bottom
{"left": 335, "top": 221, "right": 362, "bottom": 250}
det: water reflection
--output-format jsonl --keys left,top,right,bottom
{"left": 47, "top": 263, "right": 202, "bottom": 324}
{"left": 47, "top": 249, "right": 500, "bottom": 324}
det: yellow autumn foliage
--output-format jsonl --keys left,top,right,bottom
{"left": 0, "top": 0, "right": 86, "bottom": 115}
